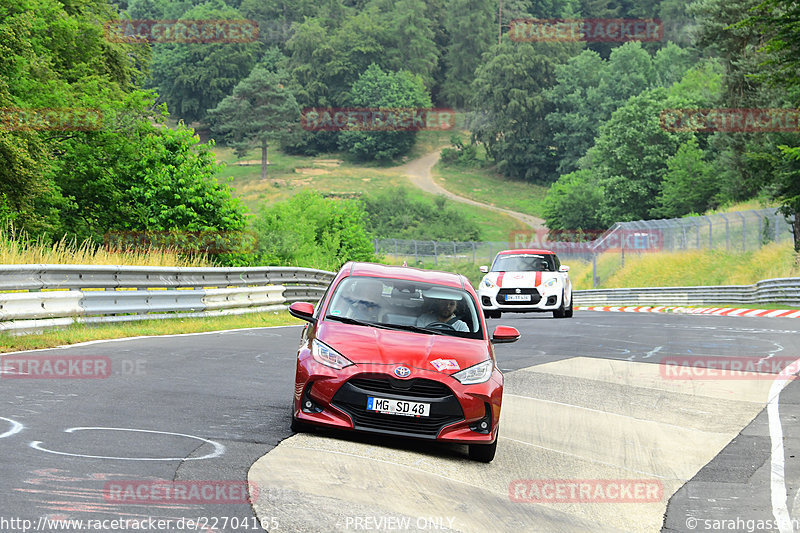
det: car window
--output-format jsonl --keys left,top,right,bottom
{"left": 491, "top": 254, "right": 556, "bottom": 272}
{"left": 325, "top": 276, "right": 483, "bottom": 338}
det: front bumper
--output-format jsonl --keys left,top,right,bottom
{"left": 293, "top": 356, "right": 502, "bottom": 444}
{"left": 478, "top": 285, "right": 563, "bottom": 312}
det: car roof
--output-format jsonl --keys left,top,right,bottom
{"left": 345, "top": 262, "right": 465, "bottom": 289}
{"left": 496, "top": 249, "right": 555, "bottom": 255}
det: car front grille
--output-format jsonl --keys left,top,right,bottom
{"left": 497, "top": 288, "right": 542, "bottom": 305}
{"left": 332, "top": 374, "right": 464, "bottom": 439}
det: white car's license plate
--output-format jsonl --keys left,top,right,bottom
{"left": 505, "top": 294, "right": 531, "bottom": 301}
{"left": 367, "top": 397, "right": 430, "bottom": 417}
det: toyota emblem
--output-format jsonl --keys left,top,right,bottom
{"left": 394, "top": 366, "right": 411, "bottom": 378}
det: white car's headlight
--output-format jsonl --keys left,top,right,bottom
{"left": 482, "top": 277, "right": 496, "bottom": 288}
{"left": 312, "top": 339, "right": 354, "bottom": 370}
{"left": 452, "top": 359, "right": 494, "bottom": 385}
{"left": 544, "top": 278, "right": 559, "bottom": 288}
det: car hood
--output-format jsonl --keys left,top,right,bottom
{"left": 484, "top": 270, "right": 561, "bottom": 288}
{"left": 316, "top": 321, "right": 490, "bottom": 375}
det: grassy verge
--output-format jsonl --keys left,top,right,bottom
{"left": 1, "top": 226, "right": 211, "bottom": 267}
{"left": 432, "top": 163, "right": 549, "bottom": 219}
{"left": 565, "top": 242, "right": 799, "bottom": 290}
{"left": 0, "top": 311, "right": 302, "bottom": 354}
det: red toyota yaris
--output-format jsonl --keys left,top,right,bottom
{"left": 288, "top": 262, "right": 520, "bottom": 462}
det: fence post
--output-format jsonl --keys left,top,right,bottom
{"left": 453, "top": 241, "right": 457, "bottom": 262}
{"left": 433, "top": 240, "right": 437, "bottom": 265}
{"left": 592, "top": 253, "right": 598, "bottom": 288}
{"left": 735, "top": 212, "right": 746, "bottom": 251}
{"left": 414, "top": 240, "right": 418, "bottom": 263}
{"left": 720, "top": 213, "right": 730, "bottom": 250}
{"left": 472, "top": 242, "right": 476, "bottom": 264}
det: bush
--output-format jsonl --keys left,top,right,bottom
{"left": 361, "top": 188, "right": 481, "bottom": 241}
{"left": 251, "top": 191, "right": 376, "bottom": 271}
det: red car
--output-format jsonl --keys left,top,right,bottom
{"left": 288, "top": 262, "right": 520, "bottom": 462}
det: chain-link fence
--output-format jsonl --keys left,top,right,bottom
{"left": 374, "top": 208, "right": 795, "bottom": 286}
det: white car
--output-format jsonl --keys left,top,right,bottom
{"left": 478, "top": 249, "right": 573, "bottom": 319}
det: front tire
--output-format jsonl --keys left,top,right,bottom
{"left": 290, "top": 401, "right": 307, "bottom": 433}
{"left": 564, "top": 292, "right": 573, "bottom": 318}
{"left": 553, "top": 291, "right": 567, "bottom": 318}
{"left": 469, "top": 436, "right": 498, "bottom": 463}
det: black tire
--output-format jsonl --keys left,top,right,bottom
{"left": 564, "top": 292, "right": 573, "bottom": 318}
{"left": 290, "top": 401, "right": 307, "bottom": 433}
{"left": 483, "top": 310, "right": 501, "bottom": 319}
{"left": 553, "top": 291, "right": 567, "bottom": 318}
{"left": 469, "top": 436, "right": 498, "bottom": 463}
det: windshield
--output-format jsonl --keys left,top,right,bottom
{"left": 325, "top": 276, "right": 482, "bottom": 339}
{"left": 491, "top": 254, "right": 557, "bottom": 272}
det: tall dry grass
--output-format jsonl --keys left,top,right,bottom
{"left": 0, "top": 226, "right": 211, "bottom": 267}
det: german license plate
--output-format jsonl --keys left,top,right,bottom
{"left": 505, "top": 294, "right": 531, "bottom": 301}
{"left": 366, "top": 397, "right": 430, "bottom": 417}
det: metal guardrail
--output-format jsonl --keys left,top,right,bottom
{"left": 0, "top": 265, "right": 336, "bottom": 335}
{"left": 573, "top": 277, "right": 800, "bottom": 307}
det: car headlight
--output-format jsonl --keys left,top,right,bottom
{"left": 544, "top": 278, "right": 559, "bottom": 288}
{"left": 452, "top": 359, "right": 494, "bottom": 385}
{"left": 312, "top": 339, "right": 354, "bottom": 370}
{"left": 482, "top": 277, "right": 496, "bottom": 288}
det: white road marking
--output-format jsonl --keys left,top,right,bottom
{"left": 768, "top": 357, "right": 800, "bottom": 533}
{"left": 0, "top": 417, "right": 24, "bottom": 439}
{"left": 29, "top": 427, "right": 225, "bottom": 461}
{"left": 644, "top": 346, "right": 663, "bottom": 359}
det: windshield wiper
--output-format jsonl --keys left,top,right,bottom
{"left": 325, "top": 315, "right": 449, "bottom": 335}
{"left": 325, "top": 315, "right": 392, "bottom": 329}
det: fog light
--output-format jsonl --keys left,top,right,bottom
{"left": 301, "top": 384, "right": 323, "bottom": 414}
{"left": 469, "top": 403, "right": 493, "bottom": 434}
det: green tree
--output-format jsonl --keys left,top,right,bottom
{"left": 208, "top": 66, "right": 301, "bottom": 180}
{"left": 147, "top": 1, "right": 260, "bottom": 123}
{"left": 543, "top": 170, "right": 606, "bottom": 231}
{"left": 440, "top": 0, "right": 494, "bottom": 108}
{"left": 654, "top": 137, "right": 717, "bottom": 218}
{"left": 386, "top": 0, "right": 439, "bottom": 89}
{"left": 337, "top": 64, "right": 432, "bottom": 161}
{"left": 471, "top": 36, "right": 578, "bottom": 182}
{"left": 584, "top": 87, "right": 691, "bottom": 224}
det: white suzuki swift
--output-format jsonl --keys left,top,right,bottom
{"left": 478, "top": 249, "right": 573, "bottom": 319}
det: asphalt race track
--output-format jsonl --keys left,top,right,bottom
{"left": 0, "top": 311, "right": 798, "bottom": 532}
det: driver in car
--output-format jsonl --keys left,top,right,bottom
{"left": 416, "top": 296, "right": 469, "bottom": 332}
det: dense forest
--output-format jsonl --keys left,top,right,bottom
{"left": 1, "top": 0, "right": 798, "bottom": 265}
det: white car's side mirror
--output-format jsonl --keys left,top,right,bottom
{"left": 559, "top": 265, "right": 570, "bottom": 272}
{"left": 479, "top": 266, "right": 489, "bottom": 273}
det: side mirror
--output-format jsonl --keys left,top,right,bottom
{"left": 559, "top": 265, "right": 570, "bottom": 272}
{"left": 491, "top": 325, "right": 520, "bottom": 344}
{"left": 289, "top": 302, "right": 316, "bottom": 322}
{"left": 479, "top": 266, "right": 489, "bottom": 273}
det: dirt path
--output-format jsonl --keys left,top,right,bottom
{"left": 397, "top": 149, "right": 545, "bottom": 229}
